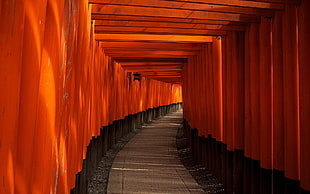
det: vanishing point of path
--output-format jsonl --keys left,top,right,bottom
{"left": 107, "top": 111, "right": 205, "bottom": 193}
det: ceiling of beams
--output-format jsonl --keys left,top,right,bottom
{"left": 89, "top": 0, "right": 295, "bottom": 84}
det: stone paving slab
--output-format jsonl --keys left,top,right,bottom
{"left": 107, "top": 111, "right": 205, "bottom": 194}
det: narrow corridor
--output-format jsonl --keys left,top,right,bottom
{"left": 1, "top": 0, "right": 310, "bottom": 193}
{"left": 107, "top": 111, "right": 204, "bottom": 193}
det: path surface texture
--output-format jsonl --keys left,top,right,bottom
{"left": 107, "top": 111, "right": 204, "bottom": 193}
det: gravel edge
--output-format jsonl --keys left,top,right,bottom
{"left": 87, "top": 122, "right": 151, "bottom": 194}
{"left": 176, "top": 125, "right": 225, "bottom": 194}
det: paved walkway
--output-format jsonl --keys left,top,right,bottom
{"left": 107, "top": 111, "right": 204, "bottom": 193}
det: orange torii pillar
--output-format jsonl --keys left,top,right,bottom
{"left": 299, "top": 0, "right": 310, "bottom": 191}
{"left": 282, "top": 4, "right": 300, "bottom": 184}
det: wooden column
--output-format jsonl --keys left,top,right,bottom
{"left": 282, "top": 4, "right": 300, "bottom": 181}
{"left": 0, "top": 1, "right": 25, "bottom": 193}
{"left": 233, "top": 32, "right": 245, "bottom": 151}
{"left": 272, "top": 12, "right": 285, "bottom": 172}
{"left": 212, "top": 37, "right": 223, "bottom": 141}
{"left": 222, "top": 34, "right": 234, "bottom": 151}
{"left": 259, "top": 17, "right": 273, "bottom": 170}
{"left": 244, "top": 26, "right": 252, "bottom": 158}
{"left": 298, "top": 0, "right": 310, "bottom": 191}
{"left": 15, "top": 0, "right": 48, "bottom": 193}
{"left": 248, "top": 23, "right": 261, "bottom": 161}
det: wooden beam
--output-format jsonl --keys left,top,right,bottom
{"left": 122, "top": 66, "right": 183, "bottom": 70}
{"left": 240, "top": 0, "right": 300, "bottom": 4}
{"left": 89, "top": 0, "right": 275, "bottom": 16}
{"left": 160, "top": 0, "right": 284, "bottom": 9}
{"left": 95, "top": 20, "right": 247, "bottom": 31}
{"left": 146, "top": 75, "right": 182, "bottom": 78}
{"left": 96, "top": 34, "right": 213, "bottom": 43}
{"left": 92, "top": 14, "right": 239, "bottom": 25}
{"left": 128, "top": 72, "right": 181, "bottom": 75}
{"left": 109, "top": 53, "right": 191, "bottom": 58}
{"left": 95, "top": 26, "right": 227, "bottom": 36}
{"left": 92, "top": 4, "right": 260, "bottom": 23}
{"left": 104, "top": 50, "right": 198, "bottom": 56}
{"left": 100, "top": 42, "right": 200, "bottom": 50}
{"left": 115, "top": 58, "right": 187, "bottom": 63}
{"left": 121, "top": 63, "right": 184, "bottom": 67}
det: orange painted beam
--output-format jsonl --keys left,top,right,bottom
{"left": 121, "top": 63, "right": 183, "bottom": 67}
{"left": 92, "top": 14, "right": 239, "bottom": 25}
{"left": 103, "top": 50, "right": 197, "bottom": 56}
{"left": 95, "top": 26, "right": 227, "bottom": 36}
{"left": 100, "top": 42, "right": 201, "bottom": 50}
{"left": 92, "top": 4, "right": 260, "bottom": 23}
{"left": 96, "top": 34, "right": 213, "bottom": 43}
{"left": 95, "top": 21, "right": 246, "bottom": 31}
{"left": 115, "top": 58, "right": 187, "bottom": 63}
{"left": 122, "top": 65, "right": 183, "bottom": 69}
{"left": 161, "top": 0, "right": 284, "bottom": 9}
{"left": 241, "top": 0, "right": 300, "bottom": 4}
{"left": 89, "top": 0, "right": 274, "bottom": 16}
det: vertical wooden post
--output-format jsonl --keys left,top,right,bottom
{"left": 298, "top": 0, "right": 310, "bottom": 191}
{"left": 282, "top": 4, "right": 300, "bottom": 181}
{"left": 272, "top": 12, "right": 285, "bottom": 173}
{"left": 248, "top": 23, "right": 261, "bottom": 161}
{"left": 259, "top": 17, "right": 273, "bottom": 170}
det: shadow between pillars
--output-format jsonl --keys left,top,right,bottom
{"left": 183, "top": 120, "right": 310, "bottom": 194}
{"left": 70, "top": 103, "right": 182, "bottom": 193}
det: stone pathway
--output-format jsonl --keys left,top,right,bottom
{"left": 107, "top": 111, "right": 204, "bottom": 193}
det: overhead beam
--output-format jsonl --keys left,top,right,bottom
{"left": 95, "top": 21, "right": 247, "bottom": 31}
{"left": 145, "top": 75, "right": 182, "bottom": 78}
{"left": 104, "top": 50, "right": 198, "bottom": 56}
{"left": 96, "top": 34, "right": 213, "bottom": 43}
{"left": 100, "top": 42, "right": 201, "bottom": 51}
{"left": 92, "top": 14, "right": 241, "bottom": 25}
{"left": 89, "top": 0, "right": 275, "bottom": 16}
{"left": 115, "top": 58, "right": 187, "bottom": 63}
{"left": 240, "top": 0, "right": 300, "bottom": 4}
{"left": 108, "top": 53, "right": 191, "bottom": 58}
{"left": 122, "top": 66, "right": 183, "bottom": 70}
{"left": 160, "top": 0, "right": 284, "bottom": 9}
{"left": 129, "top": 71, "right": 181, "bottom": 74}
{"left": 92, "top": 4, "right": 260, "bottom": 23}
{"left": 95, "top": 26, "right": 227, "bottom": 36}
{"left": 121, "top": 63, "right": 183, "bottom": 69}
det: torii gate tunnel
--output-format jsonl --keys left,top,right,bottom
{"left": 1, "top": 0, "right": 310, "bottom": 193}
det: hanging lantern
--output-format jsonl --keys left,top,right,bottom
{"left": 133, "top": 72, "right": 141, "bottom": 81}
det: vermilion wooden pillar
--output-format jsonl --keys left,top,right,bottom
{"left": 221, "top": 35, "right": 228, "bottom": 147}
{"left": 298, "top": 0, "right": 310, "bottom": 190}
{"left": 222, "top": 34, "right": 234, "bottom": 151}
{"left": 207, "top": 43, "right": 214, "bottom": 136}
{"left": 212, "top": 38, "right": 223, "bottom": 141}
{"left": 244, "top": 26, "right": 251, "bottom": 158}
{"left": 234, "top": 32, "right": 245, "bottom": 151}
{"left": 0, "top": 0, "right": 25, "bottom": 193}
{"left": 200, "top": 44, "right": 208, "bottom": 136}
{"left": 248, "top": 23, "right": 261, "bottom": 161}
{"left": 15, "top": 0, "right": 48, "bottom": 193}
{"left": 221, "top": 31, "right": 244, "bottom": 151}
{"left": 272, "top": 12, "right": 285, "bottom": 172}
{"left": 259, "top": 17, "right": 273, "bottom": 170}
{"left": 195, "top": 51, "right": 203, "bottom": 136}
{"left": 282, "top": 4, "right": 300, "bottom": 181}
